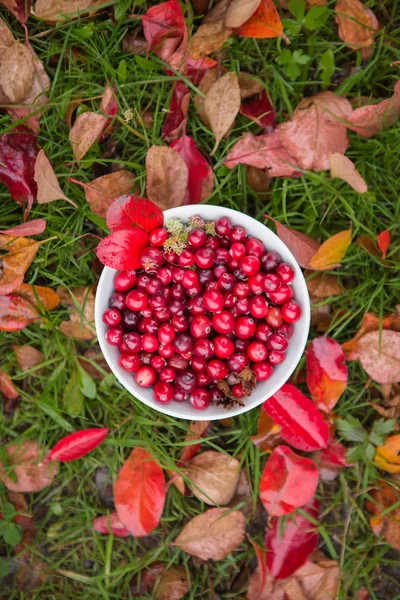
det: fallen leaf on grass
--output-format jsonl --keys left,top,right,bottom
{"left": 250, "top": 409, "right": 282, "bottom": 451}
{"left": 58, "top": 285, "right": 96, "bottom": 340}
{"left": 0, "top": 17, "right": 15, "bottom": 47}
{"left": 357, "top": 330, "right": 400, "bottom": 384}
{"left": 162, "top": 81, "right": 190, "bottom": 141}
{"left": 236, "top": 0, "right": 283, "bottom": 38}
{"left": 96, "top": 228, "right": 149, "bottom": 271}
{"left": 260, "top": 445, "right": 319, "bottom": 516}
{"left": 240, "top": 90, "right": 276, "bottom": 128}
{"left": 375, "top": 435, "right": 400, "bottom": 473}
{"left": 92, "top": 512, "right": 130, "bottom": 538}
{"left": 284, "top": 555, "right": 341, "bottom": 600}
{"left": 16, "top": 283, "right": 61, "bottom": 311}
{"left": 204, "top": 71, "right": 241, "bottom": 154}
{"left": 0, "top": 236, "right": 39, "bottom": 295}
{"left": 180, "top": 421, "right": 211, "bottom": 464}
{"left": 69, "top": 112, "right": 109, "bottom": 161}
{"left": 0, "top": 440, "right": 58, "bottom": 492}
{"left": 47, "top": 428, "right": 108, "bottom": 461}
{"left": 142, "top": 0, "right": 186, "bottom": 60}
{"left": 267, "top": 219, "right": 320, "bottom": 268}
{"left": 0, "top": 369, "right": 19, "bottom": 399}
{"left": 313, "top": 437, "right": 349, "bottom": 481}
{"left": 0, "top": 220, "right": 46, "bottom": 237}
{"left": 34, "top": 150, "right": 77, "bottom": 207}
{"left": 308, "top": 229, "right": 352, "bottom": 270}
{"left": 146, "top": 146, "right": 189, "bottom": 209}
{"left": 13, "top": 346, "right": 44, "bottom": 372}
{"left": 106, "top": 194, "right": 164, "bottom": 233}
{"left": 367, "top": 480, "right": 400, "bottom": 550}
{"left": 0, "top": 127, "right": 39, "bottom": 210}
{"left": 154, "top": 565, "right": 190, "bottom": 600}
{"left": 377, "top": 230, "right": 391, "bottom": 259}
{"left": 335, "top": 0, "right": 379, "bottom": 60}
{"left": 70, "top": 170, "right": 138, "bottom": 218}
{"left": 306, "top": 336, "right": 348, "bottom": 413}
{"left": 78, "top": 347, "right": 111, "bottom": 380}
{"left": 246, "top": 537, "right": 286, "bottom": 600}
{"left": 347, "top": 80, "right": 400, "bottom": 138}
{"left": 0, "top": 0, "right": 31, "bottom": 22}
{"left": 33, "top": 0, "right": 102, "bottom": 22}
{"left": 0, "top": 294, "right": 38, "bottom": 331}
{"left": 329, "top": 153, "right": 368, "bottom": 193}
{"left": 115, "top": 448, "right": 166, "bottom": 537}
{"left": 187, "top": 450, "right": 241, "bottom": 505}
{"left": 189, "top": 22, "right": 232, "bottom": 59}
{"left": 195, "top": 66, "right": 227, "bottom": 127}
{"left": 170, "top": 133, "right": 214, "bottom": 204}
{"left": 305, "top": 271, "right": 343, "bottom": 298}
{"left": 225, "top": 0, "right": 261, "bottom": 27}
{"left": 342, "top": 310, "right": 400, "bottom": 360}
{"left": 173, "top": 507, "right": 245, "bottom": 560}
{"left": 0, "top": 42, "right": 35, "bottom": 103}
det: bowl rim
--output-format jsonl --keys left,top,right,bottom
{"left": 95, "top": 204, "right": 310, "bottom": 421}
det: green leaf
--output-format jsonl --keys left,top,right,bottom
{"left": 282, "top": 18, "right": 302, "bottom": 37}
{"left": 87, "top": 213, "right": 109, "bottom": 233}
{"left": 370, "top": 419, "right": 397, "bottom": 446}
{"left": 366, "top": 443, "right": 376, "bottom": 461}
{"left": 37, "top": 400, "right": 74, "bottom": 431}
{"left": 63, "top": 370, "right": 84, "bottom": 417}
{"left": 288, "top": 0, "right": 305, "bottom": 21}
{"left": 0, "top": 558, "right": 10, "bottom": 578}
{"left": 76, "top": 363, "right": 97, "bottom": 400}
{"left": 117, "top": 59, "right": 127, "bottom": 84}
{"left": 135, "top": 56, "right": 162, "bottom": 71}
{"left": 3, "top": 522, "right": 22, "bottom": 547}
{"left": 305, "top": 6, "right": 329, "bottom": 30}
{"left": 1, "top": 502, "right": 16, "bottom": 521}
{"left": 292, "top": 49, "right": 310, "bottom": 65}
{"left": 319, "top": 49, "right": 335, "bottom": 88}
{"left": 336, "top": 416, "right": 368, "bottom": 443}
{"left": 286, "top": 62, "right": 301, "bottom": 81}
{"left": 276, "top": 49, "right": 293, "bottom": 66}
{"left": 73, "top": 25, "right": 94, "bottom": 41}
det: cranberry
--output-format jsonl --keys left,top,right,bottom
{"left": 236, "top": 297, "right": 249, "bottom": 315}
{"left": 266, "top": 306, "right": 283, "bottom": 328}
{"left": 230, "top": 225, "right": 247, "bottom": 243}
{"left": 157, "top": 323, "right": 175, "bottom": 345}
{"left": 215, "top": 216, "right": 232, "bottom": 236}
{"left": 277, "top": 322, "right": 295, "bottom": 339}
{"left": 126, "top": 290, "right": 148, "bottom": 311}
{"left": 250, "top": 296, "right": 269, "bottom": 318}
{"left": 230, "top": 242, "right": 246, "bottom": 260}
{"left": 164, "top": 249, "right": 178, "bottom": 263}
{"left": 176, "top": 370, "right": 198, "bottom": 392}
{"left": 159, "top": 344, "right": 175, "bottom": 359}
{"left": 121, "top": 310, "right": 140, "bottom": 330}
{"left": 215, "top": 248, "right": 230, "bottom": 264}
{"left": 245, "top": 237, "right": 265, "bottom": 258}
{"left": 195, "top": 247, "right": 215, "bottom": 269}
{"left": 214, "top": 336, "right": 235, "bottom": 359}
{"left": 174, "top": 388, "right": 189, "bottom": 402}
{"left": 159, "top": 367, "right": 177, "bottom": 383}
{"left": 233, "top": 268, "right": 247, "bottom": 282}
{"left": 236, "top": 316, "right": 256, "bottom": 339}
{"left": 173, "top": 334, "right": 194, "bottom": 354}
{"left": 276, "top": 263, "right": 295, "bottom": 284}
{"left": 178, "top": 248, "right": 196, "bottom": 267}
{"left": 188, "top": 228, "right": 207, "bottom": 248}
{"left": 139, "top": 246, "right": 164, "bottom": 272}
{"left": 172, "top": 315, "right": 189, "bottom": 332}
{"left": 149, "top": 295, "right": 166, "bottom": 311}
{"left": 109, "top": 292, "right": 126, "bottom": 311}
{"left": 261, "top": 251, "right": 281, "bottom": 272}
{"left": 218, "top": 272, "right": 236, "bottom": 291}
{"left": 119, "top": 353, "right": 140, "bottom": 372}
{"left": 154, "top": 307, "right": 172, "bottom": 322}
{"left": 190, "top": 315, "right": 212, "bottom": 338}
{"left": 234, "top": 338, "right": 250, "bottom": 352}
{"left": 114, "top": 270, "right": 137, "bottom": 292}
{"left": 171, "top": 283, "right": 186, "bottom": 301}
{"left": 135, "top": 366, "right": 156, "bottom": 387}
{"left": 227, "top": 372, "right": 239, "bottom": 386}
{"left": 210, "top": 386, "right": 225, "bottom": 404}
{"left": 212, "top": 310, "right": 235, "bottom": 335}
{"left": 118, "top": 338, "right": 130, "bottom": 353}
{"left": 247, "top": 341, "right": 268, "bottom": 362}
{"left": 268, "top": 284, "right": 294, "bottom": 305}
{"left": 138, "top": 319, "right": 147, "bottom": 333}
{"left": 105, "top": 328, "right": 123, "bottom": 346}
{"left": 234, "top": 282, "right": 249, "bottom": 298}
{"left": 141, "top": 308, "right": 154, "bottom": 319}
{"left": 198, "top": 268, "right": 215, "bottom": 285}
{"left": 141, "top": 333, "right": 159, "bottom": 353}
{"left": 168, "top": 300, "right": 185, "bottom": 316}
{"left": 197, "top": 372, "right": 211, "bottom": 386}
{"left": 169, "top": 355, "right": 189, "bottom": 370}
{"left": 253, "top": 361, "right": 274, "bottom": 381}
{"left": 137, "top": 274, "right": 151, "bottom": 290}
{"left": 267, "top": 333, "right": 288, "bottom": 352}
{"left": 188, "top": 296, "right": 206, "bottom": 315}
{"left": 227, "top": 353, "right": 249, "bottom": 373}
{"left": 205, "top": 236, "right": 220, "bottom": 251}
{"left": 256, "top": 323, "right": 272, "bottom": 342}
{"left": 161, "top": 287, "right": 172, "bottom": 302}
{"left": 232, "top": 383, "right": 245, "bottom": 398}
{"left": 224, "top": 292, "right": 236, "bottom": 308}
{"left": 171, "top": 267, "right": 185, "bottom": 282}
{"left": 219, "top": 236, "right": 230, "bottom": 248}
{"left": 151, "top": 355, "right": 166, "bottom": 370}
{"left": 203, "top": 289, "right": 224, "bottom": 312}
{"left": 214, "top": 265, "right": 227, "bottom": 278}
{"left": 182, "top": 270, "right": 199, "bottom": 289}
{"left": 123, "top": 332, "right": 141, "bottom": 352}
{"left": 146, "top": 279, "right": 162, "bottom": 295}
{"left": 145, "top": 318, "right": 159, "bottom": 335}
{"left": 190, "top": 388, "right": 211, "bottom": 410}
{"left": 239, "top": 255, "right": 260, "bottom": 276}
{"left": 226, "top": 257, "right": 239, "bottom": 272}
{"left": 282, "top": 300, "right": 302, "bottom": 323}
{"left": 149, "top": 227, "right": 167, "bottom": 246}
{"left": 269, "top": 350, "right": 286, "bottom": 365}
{"left": 154, "top": 382, "right": 174, "bottom": 403}
{"left": 157, "top": 267, "right": 173, "bottom": 285}
{"left": 139, "top": 352, "right": 153, "bottom": 365}
{"left": 248, "top": 273, "right": 264, "bottom": 295}
{"left": 102, "top": 308, "right": 121, "bottom": 326}
{"left": 193, "top": 338, "right": 214, "bottom": 359}
{"left": 191, "top": 356, "right": 208, "bottom": 372}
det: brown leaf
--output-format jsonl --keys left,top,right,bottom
{"left": 58, "top": 285, "right": 96, "bottom": 340}
{"left": 78, "top": 347, "right": 111, "bottom": 379}
{"left": 154, "top": 566, "right": 190, "bottom": 600}
{"left": 367, "top": 481, "right": 400, "bottom": 551}
{"left": 0, "top": 18, "right": 15, "bottom": 51}
{"left": 16, "top": 283, "right": 61, "bottom": 311}
{"left": 34, "top": 149, "right": 76, "bottom": 207}
{"left": 0, "top": 42, "right": 34, "bottom": 103}
{"left": 225, "top": 0, "right": 262, "bottom": 27}
{"left": 187, "top": 450, "right": 241, "bottom": 505}
{"left": 0, "top": 369, "right": 19, "bottom": 399}
{"left": 247, "top": 565, "right": 286, "bottom": 599}
{"left": 329, "top": 153, "right": 368, "bottom": 193}
{"left": 347, "top": 80, "right": 400, "bottom": 138}
{"left": 146, "top": 146, "right": 189, "bottom": 210}
{"left": 195, "top": 66, "right": 227, "bottom": 127}
{"left": 238, "top": 72, "right": 265, "bottom": 100}
{"left": 204, "top": 71, "right": 241, "bottom": 155}
{"left": 266, "top": 217, "right": 320, "bottom": 269}
{"left": 284, "top": 557, "right": 341, "bottom": 600}
{"left": 33, "top": 0, "right": 101, "bottom": 22}
{"left": 173, "top": 507, "right": 245, "bottom": 560}
{"left": 355, "top": 234, "right": 382, "bottom": 260}
{"left": 343, "top": 311, "right": 400, "bottom": 360}
{"left": 310, "top": 301, "right": 332, "bottom": 331}
{"left": 189, "top": 22, "right": 232, "bottom": 60}
{"left": 13, "top": 345, "right": 44, "bottom": 372}
{"left": 305, "top": 271, "right": 343, "bottom": 298}
{"left": 69, "top": 111, "right": 108, "bottom": 161}
{"left": 192, "top": 0, "right": 211, "bottom": 14}
{"left": 357, "top": 330, "right": 400, "bottom": 384}
{"left": 0, "top": 235, "right": 39, "bottom": 295}
{"left": 308, "top": 229, "right": 352, "bottom": 270}
{"left": 335, "top": 0, "right": 379, "bottom": 60}
{"left": 246, "top": 166, "right": 271, "bottom": 193}
{"left": 279, "top": 92, "right": 353, "bottom": 171}
{"left": 76, "top": 170, "right": 138, "bottom": 218}
{"left": 0, "top": 440, "right": 58, "bottom": 492}
{"left": 250, "top": 409, "right": 282, "bottom": 451}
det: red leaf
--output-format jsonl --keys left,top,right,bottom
{"left": 170, "top": 134, "right": 214, "bottom": 204}
{"left": 162, "top": 82, "right": 190, "bottom": 141}
{"left": 99, "top": 83, "right": 118, "bottom": 143}
{"left": 317, "top": 437, "right": 350, "bottom": 482}
{"left": 0, "top": 127, "right": 39, "bottom": 210}
{"left": 260, "top": 445, "right": 319, "bottom": 516}
{"left": 47, "top": 428, "right": 109, "bottom": 462}
{"left": 0, "top": 369, "right": 19, "bottom": 399}
{"left": 0, "top": 294, "right": 38, "bottom": 332}
{"left": 377, "top": 230, "right": 391, "bottom": 259}
{"left": 236, "top": 0, "right": 283, "bottom": 38}
{"left": 96, "top": 228, "right": 149, "bottom": 270}
{"left": 186, "top": 56, "right": 218, "bottom": 84}
{"left": 266, "top": 217, "right": 321, "bottom": 269}
{"left": 0, "top": 0, "right": 31, "bottom": 23}
{"left": 115, "top": 448, "right": 166, "bottom": 537}
{"left": 240, "top": 90, "right": 275, "bottom": 128}
{"left": 92, "top": 513, "right": 131, "bottom": 538}
{"left": 142, "top": 0, "right": 185, "bottom": 52}
{"left": 263, "top": 384, "right": 329, "bottom": 452}
{"left": 106, "top": 194, "right": 164, "bottom": 233}
{"left": 265, "top": 497, "right": 320, "bottom": 579}
{"left": 0, "top": 219, "right": 47, "bottom": 237}
{"left": 306, "top": 336, "right": 348, "bottom": 413}
{"left": 180, "top": 420, "right": 210, "bottom": 464}
{"left": 247, "top": 537, "right": 269, "bottom": 597}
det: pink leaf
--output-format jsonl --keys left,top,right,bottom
{"left": 142, "top": 0, "right": 185, "bottom": 55}
{"left": 265, "top": 216, "right": 320, "bottom": 269}
{"left": 162, "top": 81, "right": 190, "bottom": 140}
{"left": 377, "top": 230, "right": 391, "bottom": 259}
{"left": 260, "top": 445, "right": 319, "bottom": 516}
{"left": 263, "top": 384, "right": 329, "bottom": 452}
{"left": 306, "top": 336, "right": 348, "bottom": 413}
{"left": 0, "top": 127, "right": 39, "bottom": 210}
{"left": 347, "top": 81, "right": 400, "bottom": 138}
{"left": 47, "top": 428, "right": 109, "bottom": 462}
{"left": 106, "top": 195, "right": 164, "bottom": 233}
{"left": 0, "top": 0, "right": 32, "bottom": 23}
{"left": 0, "top": 293, "right": 39, "bottom": 332}
{"left": 317, "top": 437, "right": 350, "bottom": 482}
{"left": 186, "top": 56, "right": 218, "bottom": 84}
{"left": 92, "top": 513, "right": 130, "bottom": 538}
{"left": 265, "top": 497, "right": 320, "bottom": 579}
{"left": 240, "top": 90, "right": 275, "bottom": 128}
{"left": 0, "top": 440, "right": 57, "bottom": 493}
{"left": 99, "top": 83, "right": 118, "bottom": 143}
{"left": 0, "top": 219, "right": 46, "bottom": 236}
{"left": 96, "top": 228, "right": 149, "bottom": 270}
{"left": 0, "top": 369, "right": 19, "bottom": 399}
{"left": 170, "top": 133, "right": 214, "bottom": 204}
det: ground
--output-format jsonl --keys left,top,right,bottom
{"left": 0, "top": 1, "right": 400, "bottom": 599}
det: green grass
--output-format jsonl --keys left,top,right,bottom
{"left": 1, "top": 0, "right": 400, "bottom": 598}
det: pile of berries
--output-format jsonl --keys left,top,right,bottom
{"left": 102, "top": 216, "right": 302, "bottom": 411}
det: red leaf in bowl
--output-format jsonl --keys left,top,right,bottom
{"left": 263, "top": 384, "right": 329, "bottom": 452}
{"left": 170, "top": 134, "right": 214, "bottom": 204}
{"left": 0, "top": 127, "right": 39, "bottom": 210}
{"left": 106, "top": 195, "right": 164, "bottom": 233}
{"left": 306, "top": 336, "right": 348, "bottom": 413}
{"left": 96, "top": 229, "right": 149, "bottom": 270}
{"left": 47, "top": 428, "right": 109, "bottom": 462}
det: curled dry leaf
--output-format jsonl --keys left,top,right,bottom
{"left": 367, "top": 480, "right": 400, "bottom": 550}
{"left": 308, "top": 229, "right": 352, "bottom": 270}
{"left": 0, "top": 42, "right": 35, "bottom": 104}
{"left": 266, "top": 217, "right": 320, "bottom": 269}
{"left": 0, "top": 235, "right": 39, "bottom": 295}
{"left": 69, "top": 112, "right": 108, "bottom": 161}
{"left": 170, "top": 134, "right": 214, "bottom": 204}
{"left": 0, "top": 369, "right": 19, "bottom": 399}
{"left": 189, "top": 22, "right": 232, "bottom": 59}
{"left": 92, "top": 512, "right": 130, "bottom": 538}
{"left": 305, "top": 271, "right": 343, "bottom": 298}
{"left": 34, "top": 150, "right": 76, "bottom": 207}
{"left": 187, "top": 450, "right": 241, "bottom": 505}
{"left": 225, "top": 0, "right": 261, "bottom": 27}
{"left": 357, "top": 330, "right": 400, "bottom": 384}
{"left": 34, "top": 0, "right": 102, "bottom": 22}
{"left": 0, "top": 127, "right": 39, "bottom": 210}
{"left": 342, "top": 310, "right": 400, "bottom": 360}
{"left": 236, "top": 0, "right": 283, "bottom": 38}
{"left": 173, "top": 507, "right": 245, "bottom": 560}
{"left": 0, "top": 293, "right": 39, "bottom": 332}
{"left": 284, "top": 556, "right": 341, "bottom": 600}
{"left": 58, "top": 285, "right": 96, "bottom": 340}
{"left": 306, "top": 336, "right": 348, "bottom": 413}
{"left": 13, "top": 345, "right": 44, "bottom": 372}
{"left": 329, "top": 153, "right": 368, "bottom": 193}
{"left": 16, "top": 283, "right": 61, "bottom": 311}
{"left": 347, "top": 80, "right": 400, "bottom": 138}
{"left": 335, "top": 0, "right": 378, "bottom": 60}
{"left": 71, "top": 170, "right": 138, "bottom": 218}
{"left": 250, "top": 409, "right": 282, "bottom": 451}
{"left": 146, "top": 146, "right": 189, "bottom": 209}
{"left": 205, "top": 71, "right": 241, "bottom": 155}
{"left": 0, "top": 440, "right": 58, "bottom": 492}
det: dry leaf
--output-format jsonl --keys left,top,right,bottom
{"left": 188, "top": 450, "right": 241, "bottom": 505}
{"left": 195, "top": 66, "right": 227, "bottom": 127}
{"left": 16, "top": 283, "right": 61, "bottom": 311}
{"left": 154, "top": 566, "right": 190, "bottom": 600}
{"left": 238, "top": 71, "right": 265, "bottom": 99}
{"left": 69, "top": 111, "right": 108, "bottom": 161}
{"left": 34, "top": 149, "right": 76, "bottom": 207}
{"left": 355, "top": 234, "right": 382, "bottom": 260}
{"left": 58, "top": 285, "right": 96, "bottom": 340}
{"left": 305, "top": 271, "right": 343, "bottom": 298}
{"left": 357, "top": 330, "right": 400, "bottom": 384}
{"left": 250, "top": 410, "right": 282, "bottom": 451}
{"left": 173, "top": 507, "right": 245, "bottom": 560}
{"left": 267, "top": 218, "right": 320, "bottom": 268}
{"left": 225, "top": 0, "right": 261, "bottom": 27}
{"left": 342, "top": 310, "right": 400, "bottom": 360}
{"left": 189, "top": 22, "right": 232, "bottom": 60}
{"left": 78, "top": 346, "right": 111, "bottom": 380}
{"left": 0, "top": 368, "right": 19, "bottom": 399}
{"left": 13, "top": 345, "right": 44, "bottom": 372}
{"left": 146, "top": 146, "right": 189, "bottom": 210}
{"left": 335, "top": 0, "right": 379, "bottom": 60}
{"left": 375, "top": 435, "right": 400, "bottom": 473}
{"left": 0, "top": 235, "right": 39, "bottom": 295}
{"left": 284, "top": 557, "right": 341, "bottom": 600}
{"left": 0, "top": 440, "right": 58, "bottom": 492}
{"left": 279, "top": 92, "right": 353, "bottom": 171}
{"left": 309, "top": 229, "right": 352, "bottom": 270}
{"left": 347, "top": 80, "right": 400, "bottom": 138}
{"left": 204, "top": 71, "right": 241, "bottom": 154}
{"left": 74, "top": 170, "right": 138, "bottom": 218}
{"left": 367, "top": 480, "right": 400, "bottom": 550}
{"left": 34, "top": 0, "right": 101, "bottom": 22}
{"left": 0, "top": 42, "right": 34, "bottom": 103}
{"left": 0, "top": 18, "right": 15, "bottom": 51}
{"left": 329, "top": 153, "right": 368, "bottom": 193}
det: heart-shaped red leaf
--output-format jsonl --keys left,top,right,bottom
{"left": 47, "top": 428, "right": 109, "bottom": 462}
{"left": 263, "top": 384, "right": 329, "bottom": 452}
{"left": 96, "top": 228, "right": 149, "bottom": 270}
{"left": 93, "top": 513, "right": 130, "bottom": 538}
{"left": 260, "top": 445, "right": 319, "bottom": 516}
{"left": 170, "top": 134, "right": 214, "bottom": 205}
{"left": 115, "top": 448, "right": 166, "bottom": 537}
{"left": 306, "top": 336, "right": 348, "bottom": 413}
{"left": 0, "top": 126, "right": 39, "bottom": 210}
{"left": 106, "top": 195, "right": 164, "bottom": 233}
{"left": 265, "top": 497, "right": 320, "bottom": 579}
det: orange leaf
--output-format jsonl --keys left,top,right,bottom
{"left": 367, "top": 480, "right": 400, "bottom": 551}
{"left": 15, "top": 283, "right": 61, "bottom": 311}
{"left": 0, "top": 235, "right": 39, "bottom": 295}
{"left": 308, "top": 229, "right": 352, "bottom": 270}
{"left": 236, "top": 0, "right": 283, "bottom": 38}
{"left": 306, "top": 337, "right": 348, "bottom": 413}
{"left": 250, "top": 409, "right": 282, "bottom": 451}
{"left": 377, "top": 230, "right": 391, "bottom": 259}
{"left": 375, "top": 435, "right": 400, "bottom": 473}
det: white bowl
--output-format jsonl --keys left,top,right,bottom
{"left": 95, "top": 205, "right": 310, "bottom": 421}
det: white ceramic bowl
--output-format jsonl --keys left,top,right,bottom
{"left": 95, "top": 205, "right": 310, "bottom": 421}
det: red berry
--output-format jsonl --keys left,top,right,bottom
{"left": 234, "top": 338, "right": 250, "bottom": 352}
{"left": 210, "top": 386, "right": 225, "bottom": 404}
{"left": 248, "top": 273, "right": 264, "bottom": 295}
{"left": 159, "top": 367, "right": 177, "bottom": 383}
{"left": 139, "top": 246, "right": 164, "bottom": 272}
{"left": 227, "top": 353, "right": 249, "bottom": 373}
{"left": 239, "top": 255, "right": 260, "bottom": 276}
{"left": 205, "top": 236, "right": 219, "bottom": 251}
{"left": 135, "top": 366, "right": 157, "bottom": 387}
{"left": 218, "top": 272, "right": 236, "bottom": 291}
{"left": 178, "top": 248, "right": 195, "bottom": 267}
{"left": 247, "top": 341, "right": 268, "bottom": 362}
{"left": 188, "top": 296, "right": 206, "bottom": 315}
{"left": 188, "top": 228, "right": 207, "bottom": 248}
{"left": 268, "top": 350, "right": 286, "bottom": 365}
{"left": 230, "top": 225, "right": 247, "bottom": 243}
{"left": 190, "top": 315, "right": 212, "bottom": 339}
{"left": 236, "top": 316, "right": 256, "bottom": 339}
{"left": 168, "top": 299, "right": 185, "bottom": 316}
{"left": 158, "top": 323, "right": 176, "bottom": 345}
{"left": 164, "top": 249, "right": 178, "bottom": 263}
{"left": 121, "top": 310, "right": 140, "bottom": 331}
{"left": 126, "top": 290, "right": 148, "bottom": 311}
{"left": 119, "top": 353, "right": 140, "bottom": 372}
{"left": 256, "top": 323, "right": 273, "bottom": 342}
{"left": 245, "top": 237, "right": 265, "bottom": 258}
{"left": 149, "top": 295, "right": 166, "bottom": 311}
{"left": 141, "top": 333, "right": 159, "bottom": 353}
{"left": 169, "top": 355, "right": 189, "bottom": 370}
{"left": 224, "top": 292, "right": 236, "bottom": 308}
{"left": 172, "top": 315, "right": 189, "bottom": 332}
{"left": 266, "top": 306, "right": 283, "bottom": 328}
{"left": 102, "top": 308, "right": 121, "bottom": 327}
{"left": 191, "top": 356, "right": 208, "bottom": 372}
{"left": 195, "top": 247, "right": 215, "bottom": 268}
{"left": 154, "top": 382, "right": 174, "bottom": 403}
{"left": 197, "top": 372, "right": 211, "bottom": 386}
{"left": 114, "top": 270, "right": 137, "bottom": 292}
{"left": 261, "top": 251, "right": 281, "bottom": 272}
{"left": 190, "top": 388, "right": 211, "bottom": 410}
{"left": 123, "top": 332, "right": 142, "bottom": 352}
{"left": 203, "top": 289, "right": 224, "bottom": 312}
{"left": 232, "top": 383, "right": 245, "bottom": 398}
{"left": 263, "top": 274, "right": 281, "bottom": 294}
{"left": 215, "top": 216, "right": 232, "bottom": 236}
{"left": 109, "top": 292, "right": 126, "bottom": 310}
{"left": 151, "top": 355, "right": 166, "bottom": 370}
{"left": 249, "top": 296, "right": 269, "bottom": 318}
{"left": 171, "top": 266, "right": 185, "bottom": 282}
{"left": 137, "top": 274, "right": 151, "bottom": 290}
{"left": 157, "top": 267, "right": 173, "bottom": 285}
{"left": 214, "top": 265, "right": 227, "bottom": 278}
{"left": 193, "top": 338, "right": 214, "bottom": 359}
{"left": 212, "top": 310, "right": 235, "bottom": 335}
{"left": 198, "top": 268, "right": 215, "bottom": 285}
{"left": 234, "top": 282, "right": 249, "bottom": 298}
{"left": 105, "top": 327, "right": 123, "bottom": 346}
{"left": 149, "top": 227, "right": 168, "bottom": 247}
{"left": 215, "top": 248, "right": 230, "bottom": 264}
{"left": 277, "top": 322, "right": 294, "bottom": 339}
{"left": 176, "top": 370, "right": 198, "bottom": 392}
{"left": 174, "top": 389, "right": 189, "bottom": 402}
{"left": 282, "top": 300, "right": 302, "bottom": 323}
{"left": 267, "top": 333, "right": 288, "bottom": 352}
{"left": 173, "top": 334, "right": 194, "bottom": 354}
{"left": 214, "top": 335, "right": 235, "bottom": 359}
{"left": 182, "top": 270, "right": 199, "bottom": 289}
{"left": 159, "top": 343, "right": 175, "bottom": 358}
{"left": 230, "top": 242, "right": 246, "bottom": 260}
{"left": 154, "top": 307, "right": 172, "bottom": 322}
{"left": 253, "top": 361, "right": 274, "bottom": 381}
{"left": 268, "top": 284, "right": 294, "bottom": 305}
{"left": 276, "top": 263, "right": 295, "bottom": 284}
{"left": 146, "top": 279, "right": 163, "bottom": 295}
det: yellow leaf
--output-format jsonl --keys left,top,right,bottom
{"left": 375, "top": 435, "right": 400, "bottom": 473}
{"left": 309, "top": 229, "right": 352, "bottom": 271}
